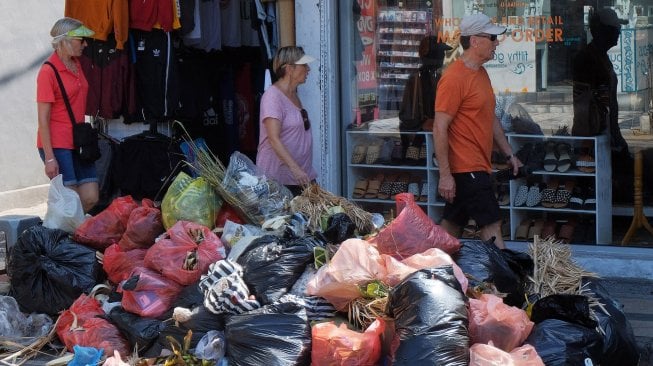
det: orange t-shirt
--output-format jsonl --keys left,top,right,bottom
{"left": 435, "top": 59, "right": 496, "bottom": 173}
{"left": 36, "top": 53, "right": 89, "bottom": 149}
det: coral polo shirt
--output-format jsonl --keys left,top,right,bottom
{"left": 36, "top": 53, "right": 89, "bottom": 149}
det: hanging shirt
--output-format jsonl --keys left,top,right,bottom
{"left": 65, "top": 0, "right": 129, "bottom": 49}
{"left": 221, "top": 0, "right": 242, "bottom": 47}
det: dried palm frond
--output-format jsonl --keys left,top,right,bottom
{"left": 290, "top": 184, "right": 374, "bottom": 234}
{"left": 527, "top": 235, "right": 599, "bottom": 298}
{"left": 174, "top": 121, "right": 258, "bottom": 224}
{"left": 0, "top": 319, "right": 62, "bottom": 366}
{"left": 348, "top": 296, "right": 389, "bottom": 330}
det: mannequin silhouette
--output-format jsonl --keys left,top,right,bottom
{"left": 572, "top": 8, "right": 633, "bottom": 203}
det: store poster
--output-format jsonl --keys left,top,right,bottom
{"left": 486, "top": 35, "right": 537, "bottom": 93}
{"left": 355, "top": 0, "right": 377, "bottom": 123}
{"left": 616, "top": 27, "right": 653, "bottom": 92}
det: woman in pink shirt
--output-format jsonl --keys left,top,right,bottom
{"left": 257, "top": 46, "right": 317, "bottom": 196}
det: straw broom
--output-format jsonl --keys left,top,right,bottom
{"left": 174, "top": 122, "right": 259, "bottom": 225}
{"left": 527, "top": 235, "right": 598, "bottom": 297}
{"left": 290, "top": 183, "right": 375, "bottom": 234}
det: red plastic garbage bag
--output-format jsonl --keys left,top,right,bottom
{"left": 118, "top": 198, "right": 165, "bottom": 250}
{"left": 469, "top": 294, "right": 534, "bottom": 352}
{"left": 371, "top": 193, "right": 460, "bottom": 259}
{"left": 119, "top": 267, "right": 184, "bottom": 318}
{"left": 469, "top": 343, "right": 544, "bottom": 365}
{"left": 102, "top": 243, "right": 147, "bottom": 284}
{"left": 215, "top": 202, "right": 246, "bottom": 229}
{"left": 56, "top": 294, "right": 130, "bottom": 356}
{"left": 144, "top": 221, "right": 227, "bottom": 285}
{"left": 73, "top": 196, "right": 139, "bottom": 251}
{"left": 311, "top": 318, "right": 385, "bottom": 366}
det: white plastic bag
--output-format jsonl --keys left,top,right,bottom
{"left": 43, "top": 174, "right": 85, "bottom": 232}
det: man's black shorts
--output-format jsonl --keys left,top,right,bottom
{"left": 442, "top": 171, "right": 500, "bottom": 228}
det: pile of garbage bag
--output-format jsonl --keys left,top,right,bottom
{"left": 3, "top": 157, "right": 641, "bottom": 366}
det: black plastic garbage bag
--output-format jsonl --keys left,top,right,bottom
{"left": 386, "top": 266, "right": 469, "bottom": 366}
{"left": 531, "top": 294, "right": 598, "bottom": 329}
{"left": 145, "top": 305, "right": 225, "bottom": 358}
{"left": 526, "top": 318, "right": 603, "bottom": 366}
{"left": 453, "top": 239, "right": 527, "bottom": 307}
{"left": 323, "top": 213, "right": 356, "bottom": 244}
{"left": 106, "top": 307, "right": 167, "bottom": 353}
{"left": 159, "top": 281, "right": 205, "bottom": 319}
{"left": 225, "top": 302, "right": 311, "bottom": 366}
{"left": 237, "top": 234, "right": 322, "bottom": 304}
{"left": 8, "top": 225, "right": 103, "bottom": 315}
{"left": 582, "top": 277, "right": 640, "bottom": 366}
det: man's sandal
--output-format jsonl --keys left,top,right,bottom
{"left": 364, "top": 174, "right": 383, "bottom": 199}
{"left": 352, "top": 177, "right": 368, "bottom": 199}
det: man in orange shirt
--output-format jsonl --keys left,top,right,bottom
{"left": 433, "top": 13, "right": 522, "bottom": 249}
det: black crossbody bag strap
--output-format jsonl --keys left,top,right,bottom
{"left": 44, "top": 61, "right": 77, "bottom": 126}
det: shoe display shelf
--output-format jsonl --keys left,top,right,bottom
{"left": 506, "top": 133, "right": 612, "bottom": 245}
{"left": 346, "top": 130, "right": 442, "bottom": 220}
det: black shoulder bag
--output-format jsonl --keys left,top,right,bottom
{"left": 44, "top": 61, "right": 101, "bottom": 163}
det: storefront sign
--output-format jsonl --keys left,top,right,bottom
{"left": 355, "top": 0, "right": 377, "bottom": 91}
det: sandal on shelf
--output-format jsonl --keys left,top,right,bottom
{"left": 556, "top": 142, "right": 572, "bottom": 172}
{"left": 515, "top": 219, "right": 533, "bottom": 240}
{"left": 558, "top": 218, "right": 578, "bottom": 244}
{"left": 405, "top": 144, "right": 420, "bottom": 165}
{"left": 543, "top": 141, "right": 558, "bottom": 172}
{"left": 391, "top": 174, "right": 411, "bottom": 199}
{"left": 418, "top": 144, "right": 428, "bottom": 165}
{"left": 364, "top": 174, "right": 383, "bottom": 199}
{"left": 528, "top": 219, "right": 545, "bottom": 240}
{"left": 540, "top": 178, "right": 559, "bottom": 208}
{"left": 365, "top": 144, "right": 380, "bottom": 165}
{"left": 514, "top": 185, "right": 529, "bottom": 207}
{"left": 407, "top": 176, "right": 420, "bottom": 200}
{"left": 541, "top": 219, "right": 557, "bottom": 240}
{"left": 569, "top": 186, "right": 585, "bottom": 210}
{"left": 419, "top": 180, "right": 429, "bottom": 202}
{"left": 377, "top": 173, "right": 397, "bottom": 200}
{"left": 390, "top": 140, "right": 404, "bottom": 165}
{"left": 526, "top": 183, "right": 543, "bottom": 207}
{"left": 583, "top": 187, "right": 596, "bottom": 210}
{"left": 352, "top": 177, "right": 368, "bottom": 198}
{"left": 352, "top": 144, "right": 367, "bottom": 164}
{"left": 553, "top": 180, "right": 575, "bottom": 209}
{"left": 576, "top": 153, "right": 596, "bottom": 173}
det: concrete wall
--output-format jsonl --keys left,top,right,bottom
{"left": 0, "top": 1, "right": 64, "bottom": 209}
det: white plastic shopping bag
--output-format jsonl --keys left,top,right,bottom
{"left": 42, "top": 174, "right": 86, "bottom": 232}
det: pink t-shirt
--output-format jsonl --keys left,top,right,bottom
{"left": 256, "top": 85, "right": 316, "bottom": 185}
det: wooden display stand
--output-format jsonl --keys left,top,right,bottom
{"left": 621, "top": 149, "right": 653, "bottom": 245}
